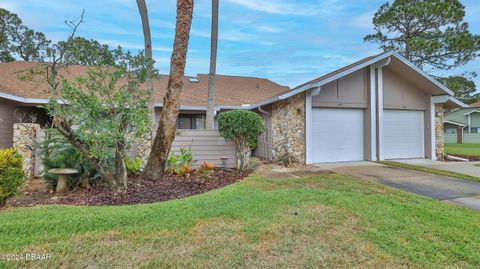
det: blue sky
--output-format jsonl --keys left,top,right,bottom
{"left": 1, "top": 0, "right": 479, "bottom": 88}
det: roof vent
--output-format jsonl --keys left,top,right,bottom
{"left": 188, "top": 76, "right": 200, "bottom": 83}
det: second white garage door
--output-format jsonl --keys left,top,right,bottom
{"left": 311, "top": 108, "right": 364, "bottom": 163}
{"left": 383, "top": 110, "right": 424, "bottom": 159}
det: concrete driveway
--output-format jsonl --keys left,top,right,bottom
{"left": 314, "top": 162, "right": 480, "bottom": 211}
{"left": 395, "top": 159, "right": 480, "bottom": 178}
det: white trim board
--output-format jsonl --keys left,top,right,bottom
{"left": 444, "top": 120, "right": 467, "bottom": 127}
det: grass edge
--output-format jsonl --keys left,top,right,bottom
{"left": 377, "top": 161, "right": 480, "bottom": 183}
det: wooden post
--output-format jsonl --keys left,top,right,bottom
{"left": 457, "top": 127, "right": 463, "bottom": 144}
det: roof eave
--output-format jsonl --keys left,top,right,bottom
{"left": 0, "top": 91, "right": 49, "bottom": 104}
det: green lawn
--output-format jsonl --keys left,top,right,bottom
{"left": 1, "top": 174, "right": 479, "bottom": 268}
{"left": 445, "top": 143, "right": 480, "bottom": 157}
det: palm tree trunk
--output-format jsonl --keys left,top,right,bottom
{"left": 136, "top": 0, "right": 155, "bottom": 137}
{"left": 205, "top": 0, "right": 219, "bottom": 130}
{"left": 141, "top": 0, "right": 194, "bottom": 180}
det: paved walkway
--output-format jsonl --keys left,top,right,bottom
{"left": 395, "top": 159, "right": 480, "bottom": 178}
{"left": 314, "top": 162, "right": 480, "bottom": 211}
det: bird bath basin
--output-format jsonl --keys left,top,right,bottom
{"left": 48, "top": 168, "right": 78, "bottom": 194}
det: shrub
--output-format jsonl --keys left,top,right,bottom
{"left": 201, "top": 161, "right": 215, "bottom": 170}
{"left": 166, "top": 147, "right": 194, "bottom": 176}
{"left": 40, "top": 128, "right": 100, "bottom": 190}
{"left": 218, "top": 110, "right": 263, "bottom": 170}
{"left": 194, "top": 162, "right": 216, "bottom": 179}
{"left": 125, "top": 157, "right": 142, "bottom": 176}
{"left": 0, "top": 149, "right": 26, "bottom": 205}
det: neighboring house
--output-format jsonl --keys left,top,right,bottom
{"left": 444, "top": 104, "right": 480, "bottom": 134}
{"left": 0, "top": 51, "right": 466, "bottom": 164}
{"left": 444, "top": 102, "right": 480, "bottom": 144}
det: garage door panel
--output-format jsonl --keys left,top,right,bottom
{"left": 383, "top": 110, "right": 424, "bottom": 159}
{"left": 312, "top": 108, "right": 364, "bottom": 163}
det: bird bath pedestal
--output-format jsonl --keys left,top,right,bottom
{"left": 48, "top": 168, "right": 79, "bottom": 194}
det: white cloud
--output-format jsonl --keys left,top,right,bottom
{"left": 257, "top": 25, "right": 282, "bottom": 33}
{"left": 349, "top": 10, "right": 375, "bottom": 30}
{"left": 223, "top": 0, "right": 316, "bottom": 15}
{"left": 219, "top": 30, "right": 255, "bottom": 42}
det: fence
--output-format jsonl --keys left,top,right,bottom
{"left": 445, "top": 133, "right": 480, "bottom": 144}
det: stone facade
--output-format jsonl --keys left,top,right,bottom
{"left": 13, "top": 123, "right": 40, "bottom": 178}
{"left": 435, "top": 103, "right": 445, "bottom": 160}
{"left": 132, "top": 132, "right": 152, "bottom": 168}
{"left": 271, "top": 92, "right": 306, "bottom": 166}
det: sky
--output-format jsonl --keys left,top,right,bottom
{"left": 1, "top": 0, "right": 479, "bottom": 88}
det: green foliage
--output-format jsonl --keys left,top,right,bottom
{"left": 41, "top": 128, "right": 100, "bottom": 189}
{"left": 437, "top": 74, "right": 478, "bottom": 104}
{"left": 58, "top": 37, "right": 116, "bottom": 66}
{"left": 217, "top": 110, "right": 263, "bottom": 148}
{"left": 365, "top": 0, "right": 480, "bottom": 70}
{"left": 46, "top": 51, "right": 152, "bottom": 180}
{"left": 125, "top": 157, "right": 142, "bottom": 175}
{"left": 166, "top": 147, "right": 194, "bottom": 176}
{"left": 218, "top": 110, "right": 264, "bottom": 170}
{"left": 194, "top": 162, "right": 216, "bottom": 179}
{"left": 0, "top": 148, "right": 26, "bottom": 205}
{"left": 0, "top": 8, "right": 50, "bottom": 62}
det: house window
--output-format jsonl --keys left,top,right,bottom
{"left": 445, "top": 128, "right": 456, "bottom": 134}
{"left": 471, "top": 127, "right": 479, "bottom": 133}
{"left": 177, "top": 114, "right": 205, "bottom": 129}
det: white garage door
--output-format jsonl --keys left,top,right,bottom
{"left": 383, "top": 110, "right": 424, "bottom": 159}
{"left": 311, "top": 108, "right": 364, "bottom": 163}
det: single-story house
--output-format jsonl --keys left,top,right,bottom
{"left": 0, "top": 51, "right": 466, "bottom": 164}
{"left": 443, "top": 101, "right": 480, "bottom": 144}
{"left": 444, "top": 102, "right": 480, "bottom": 134}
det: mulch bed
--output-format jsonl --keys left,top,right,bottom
{"left": 4, "top": 168, "right": 250, "bottom": 208}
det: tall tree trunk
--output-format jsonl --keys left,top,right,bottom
{"left": 112, "top": 139, "right": 128, "bottom": 194}
{"left": 136, "top": 0, "right": 155, "bottom": 136}
{"left": 205, "top": 0, "right": 219, "bottom": 130}
{"left": 141, "top": 0, "right": 194, "bottom": 180}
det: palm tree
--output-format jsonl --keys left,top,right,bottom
{"left": 141, "top": 0, "right": 195, "bottom": 180}
{"left": 205, "top": 0, "right": 219, "bottom": 129}
{"left": 136, "top": 0, "right": 155, "bottom": 132}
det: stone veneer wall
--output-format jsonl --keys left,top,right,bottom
{"left": 434, "top": 104, "right": 445, "bottom": 160}
{"left": 435, "top": 104, "right": 445, "bottom": 160}
{"left": 13, "top": 123, "right": 40, "bottom": 178}
{"left": 133, "top": 132, "right": 152, "bottom": 168}
{"left": 271, "top": 92, "right": 306, "bottom": 166}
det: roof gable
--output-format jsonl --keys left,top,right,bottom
{"left": 285, "top": 51, "right": 454, "bottom": 98}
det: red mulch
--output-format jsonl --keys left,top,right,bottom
{"left": 4, "top": 168, "right": 250, "bottom": 208}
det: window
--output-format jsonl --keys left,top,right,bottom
{"left": 471, "top": 127, "right": 479, "bottom": 133}
{"left": 445, "top": 128, "right": 456, "bottom": 134}
{"left": 177, "top": 114, "right": 205, "bottom": 129}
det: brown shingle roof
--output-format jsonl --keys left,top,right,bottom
{"left": 0, "top": 61, "right": 289, "bottom": 106}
